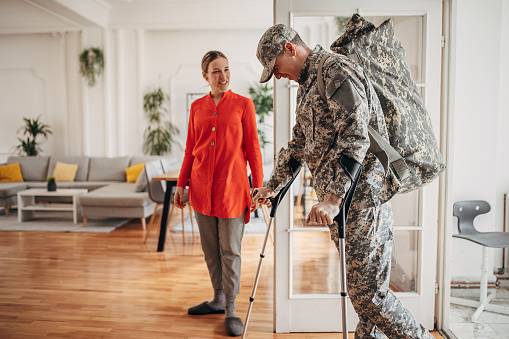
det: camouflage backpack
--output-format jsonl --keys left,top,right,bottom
{"left": 318, "top": 14, "right": 445, "bottom": 194}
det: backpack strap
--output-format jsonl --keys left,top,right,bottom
{"left": 317, "top": 54, "right": 410, "bottom": 181}
{"left": 317, "top": 54, "right": 329, "bottom": 103}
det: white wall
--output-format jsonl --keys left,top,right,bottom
{"left": 450, "top": 0, "right": 509, "bottom": 280}
{"left": 0, "top": 32, "right": 70, "bottom": 157}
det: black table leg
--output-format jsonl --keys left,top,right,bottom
{"left": 157, "top": 182, "right": 176, "bottom": 252}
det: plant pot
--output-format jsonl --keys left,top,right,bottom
{"left": 47, "top": 183, "right": 57, "bottom": 192}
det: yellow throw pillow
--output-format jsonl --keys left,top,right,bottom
{"left": 53, "top": 161, "right": 78, "bottom": 182}
{"left": 0, "top": 163, "right": 24, "bottom": 182}
{"left": 125, "top": 163, "right": 145, "bottom": 183}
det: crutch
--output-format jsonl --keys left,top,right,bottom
{"left": 333, "top": 155, "right": 363, "bottom": 339}
{"left": 241, "top": 157, "right": 302, "bottom": 339}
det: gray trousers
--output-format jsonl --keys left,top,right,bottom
{"left": 194, "top": 209, "right": 246, "bottom": 296}
{"left": 329, "top": 201, "right": 433, "bottom": 339}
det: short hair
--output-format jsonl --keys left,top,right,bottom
{"left": 201, "top": 50, "right": 228, "bottom": 73}
{"left": 290, "top": 34, "right": 307, "bottom": 48}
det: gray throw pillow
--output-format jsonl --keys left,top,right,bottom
{"left": 134, "top": 167, "right": 147, "bottom": 192}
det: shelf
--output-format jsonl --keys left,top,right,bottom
{"left": 19, "top": 204, "right": 74, "bottom": 212}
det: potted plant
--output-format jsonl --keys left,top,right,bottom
{"left": 79, "top": 47, "right": 104, "bottom": 87}
{"left": 249, "top": 83, "right": 273, "bottom": 150}
{"left": 15, "top": 116, "right": 52, "bottom": 156}
{"left": 47, "top": 176, "right": 56, "bottom": 192}
{"left": 143, "top": 87, "right": 179, "bottom": 155}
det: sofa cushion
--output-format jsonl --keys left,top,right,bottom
{"left": 7, "top": 156, "right": 49, "bottom": 181}
{"left": 0, "top": 163, "right": 24, "bottom": 182}
{"left": 79, "top": 183, "right": 152, "bottom": 207}
{"left": 0, "top": 182, "right": 27, "bottom": 198}
{"left": 53, "top": 162, "right": 78, "bottom": 182}
{"left": 88, "top": 156, "right": 130, "bottom": 181}
{"left": 47, "top": 156, "right": 90, "bottom": 181}
{"left": 25, "top": 182, "right": 47, "bottom": 189}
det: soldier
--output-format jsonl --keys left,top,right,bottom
{"left": 252, "top": 24, "right": 434, "bottom": 339}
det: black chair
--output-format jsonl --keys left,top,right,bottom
{"left": 450, "top": 200, "right": 509, "bottom": 322}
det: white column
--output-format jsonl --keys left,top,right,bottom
{"left": 115, "top": 29, "right": 125, "bottom": 155}
{"left": 136, "top": 28, "right": 145, "bottom": 155}
{"left": 103, "top": 28, "right": 116, "bottom": 156}
{"left": 80, "top": 30, "right": 90, "bottom": 155}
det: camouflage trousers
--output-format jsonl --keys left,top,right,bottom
{"left": 328, "top": 201, "right": 433, "bottom": 339}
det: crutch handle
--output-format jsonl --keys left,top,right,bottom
{"left": 333, "top": 155, "right": 362, "bottom": 230}
{"left": 268, "top": 157, "right": 302, "bottom": 218}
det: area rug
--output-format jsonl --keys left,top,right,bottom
{"left": 0, "top": 210, "right": 131, "bottom": 233}
{"left": 171, "top": 214, "right": 269, "bottom": 234}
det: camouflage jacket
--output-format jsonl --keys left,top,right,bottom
{"left": 267, "top": 45, "right": 397, "bottom": 209}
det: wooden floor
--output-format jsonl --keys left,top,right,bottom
{"left": 0, "top": 212, "right": 445, "bottom": 338}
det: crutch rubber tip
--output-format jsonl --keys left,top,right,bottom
{"left": 340, "top": 292, "right": 348, "bottom": 297}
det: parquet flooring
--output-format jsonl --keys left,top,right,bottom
{"left": 0, "top": 211, "right": 444, "bottom": 338}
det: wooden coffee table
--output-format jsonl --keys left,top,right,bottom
{"left": 17, "top": 189, "right": 88, "bottom": 224}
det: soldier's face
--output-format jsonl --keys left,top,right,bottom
{"left": 203, "top": 57, "right": 230, "bottom": 94}
{"left": 272, "top": 49, "right": 300, "bottom": 82}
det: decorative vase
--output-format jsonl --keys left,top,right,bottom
{"left": 47, "top": 183, "right": 57, "bottom": 192}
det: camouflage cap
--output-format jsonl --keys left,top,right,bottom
{"left": 256, "top": 24, "right": 298, "bottom": 83}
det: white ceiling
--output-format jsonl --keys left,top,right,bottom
{"left": 0, "top": 0, "right": 273, "bottom": 34}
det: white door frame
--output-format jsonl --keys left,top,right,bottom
{"left": 272, "top": 0, "right": 443, "bottom": 333}
{"left": 435, "top": 0, "right": 456, "bottom": 335}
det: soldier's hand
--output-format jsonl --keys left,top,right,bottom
{"left": 251, "top": 187, "right": 275, "bottom": 209}
{"left": 306, "top": 194, "right": 343, "bottom": 226}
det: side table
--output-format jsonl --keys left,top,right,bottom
{"left": 17, "top": 189, "right": 88, "bottom": 224}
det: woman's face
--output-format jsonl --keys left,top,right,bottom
{"left": 203, "top": 57, "right": 230, "bottom": 94}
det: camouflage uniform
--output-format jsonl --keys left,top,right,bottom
{"left": 266, "top": 45, "right": 433, "bottom": 339}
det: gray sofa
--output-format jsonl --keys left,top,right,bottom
{"left": 0, "top": 155, "right": 180, "bottom": 228}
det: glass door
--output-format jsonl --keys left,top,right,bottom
{"left": 273, "top": 0, "right": 443, "bottom": 333}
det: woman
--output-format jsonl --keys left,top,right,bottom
{"left": 174, "top": 50, "right": 263, "bottom": 337}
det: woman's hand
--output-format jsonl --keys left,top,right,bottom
{"left": 174, "top": 186, "right": 186, "bottom": 209}
{"left": 306, "top": 194, "right": 343, "bottom": 226}
{"left": 251, "top": 187, "right": 276, "bottom": 212}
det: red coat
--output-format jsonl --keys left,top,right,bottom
{"left": 177, "top": 90, "right": 264, "bottom": 222}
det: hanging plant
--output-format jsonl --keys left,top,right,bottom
{"left": 79, "top": 47, "right": 104, "bottom": 87}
